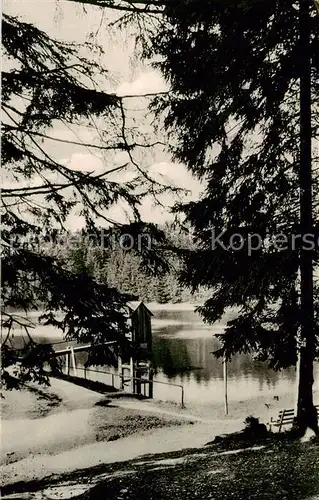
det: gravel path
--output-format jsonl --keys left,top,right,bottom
{"left": 2, "top": 419, "right": 242, "bottom": 491}
{"left": 2, "top": 378, "right": 243, "bottom": 490}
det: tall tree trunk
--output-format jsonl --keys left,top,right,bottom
{"left": 297, "top": 0, "right": 318, "bottom": 434}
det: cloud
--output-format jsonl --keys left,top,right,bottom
{"left": 62, "top": 153, "right": 104, "bottom": 173}
{"left": 47, "top": 127, "right": 96, "bottom": 144}
{"left": 113, "top": 151, "right": 131, "bottom": 165}
{"left": 139, "top": 197, "right": 172, "bottom": 224}
{"left": 132, "top": 161, "right": 204, "bottom": 224}
{"left": 117, "top": 71, "right": 168, "bottom": 97}
{"left": 4, "top": 152, "right": 203, "bottom": 230}
{"left": 63, "top": 159, "right": 203, "bottom": 226}
{"left": 61, "top": 153, "right": 136, "bottom": 182}
{"left": 148, "top": 162, "right": 203, "bottom": 199}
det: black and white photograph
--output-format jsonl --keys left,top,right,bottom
{"left": 1, "top": 1, "right": 319, "bottom": 499}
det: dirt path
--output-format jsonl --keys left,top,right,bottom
{"left": 7, "top": 375, "right": 306, "bottom": 492}
{"left": 2, "top": 418, "right": 242, "bottom": 489}
{"left": 2, "top": 379, "right": 243, "bottom": 489}
{"left": 113, "top": 398, "right": 227, "bottom": 423}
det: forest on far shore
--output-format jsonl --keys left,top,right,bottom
{"left": 56, "top": 223, "right": 211, "bottom": 305}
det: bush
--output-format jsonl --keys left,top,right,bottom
{"left": 244, "top": 415, "right": 268, "bottom": 438}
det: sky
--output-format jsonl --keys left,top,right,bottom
{"left": 3, "top": 0, "right": 203, "bottom": 229}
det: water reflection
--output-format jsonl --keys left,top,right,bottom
{"left": 7, "top": 307, "right": 319, "bottom": 405}
{"left": 152, "top": 323, "right": 295, "bottom": 389}
{"left": 150, "top": 309, "right": 318, "bottom": 404}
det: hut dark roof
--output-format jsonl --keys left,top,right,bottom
{"left": 127, "top": 301, "right": 153, "bottom": 316}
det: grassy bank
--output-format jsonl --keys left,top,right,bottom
{"left": 3, "top": 379, "right": 319, "bottom": 500}
{"left": 81, "top": 439, "right": 319, "bottom": 500}
{"left": 3, "top": 435, "right": 319, "bottom": 500}
{"left": 2, "top": 379, "right": 187, "bottom": 478}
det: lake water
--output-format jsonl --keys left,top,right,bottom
{"left": 9, "top": 307, "right": 319, "bottom": 407}
{"left": 150, "top": 309, "right": 316, "bottom": 405}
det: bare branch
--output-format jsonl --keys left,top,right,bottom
{"left": 2, "top": 163, "right": 129, "bottom": 198}
{"left": 67, "top": 0, "right": 166, "bottom": 15}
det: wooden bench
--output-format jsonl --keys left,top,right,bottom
{"left": 268, "top": 405, "right": 319, "bottom": 432}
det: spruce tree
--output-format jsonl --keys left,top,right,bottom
{"left": 1, "top": 13, "right": 169, "bottom": 388}
{"left": 149, "top": 0, "right": 319, "bottom": 433}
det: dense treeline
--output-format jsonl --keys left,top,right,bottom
{"left": 59, "top": 224, "right": 210, "bottom": 304}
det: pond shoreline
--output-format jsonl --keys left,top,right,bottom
{"left": 2, "top": 373, "right": 319, "bottom": 496}
{"left": 6, "top": 305, "right": 319, "bottom": 411}
{"left": 2, "top": 379, "right": 242, "bottom": 485}
{"left": 2, "top": 377, "right": 241, "bottom": 490}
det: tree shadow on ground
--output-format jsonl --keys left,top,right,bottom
{"left": 3, "top": 433, "right": 319, "bottom": 500}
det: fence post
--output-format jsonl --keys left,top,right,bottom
{"left": 130, "top": 356, "right": 134, "bottom": 393}
{"left": 70, "top": 346, "right": 77, "bottom": 377}
{"left": 112, "top": 373, "right": 114, "bottom": 388}
{"left": 148, "top": 368, "right": 154, "bottom": 399}
{"left": 65, "top": 348, "right": 70, "bottom": 375}
{"left": 223, "top": 355, "right": 228, "bottom": 416}
{"left": 181, "top": 386, "right": 185, "bottom": 408}
{"left": 118, "top": 355, "right": 123, "bottom": 390}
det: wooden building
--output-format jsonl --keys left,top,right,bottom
{"left": 118, "top": 301, "right": 154, "bottom": 397}
{"left": 127, "top": 300, "right": 153, "bottom": 352}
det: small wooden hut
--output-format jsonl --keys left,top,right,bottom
{"left": 126, "top": 300, "right": 153, "bottom": 352}
{"left": 118, "top": 301, "right": 154, "bottom": 397}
